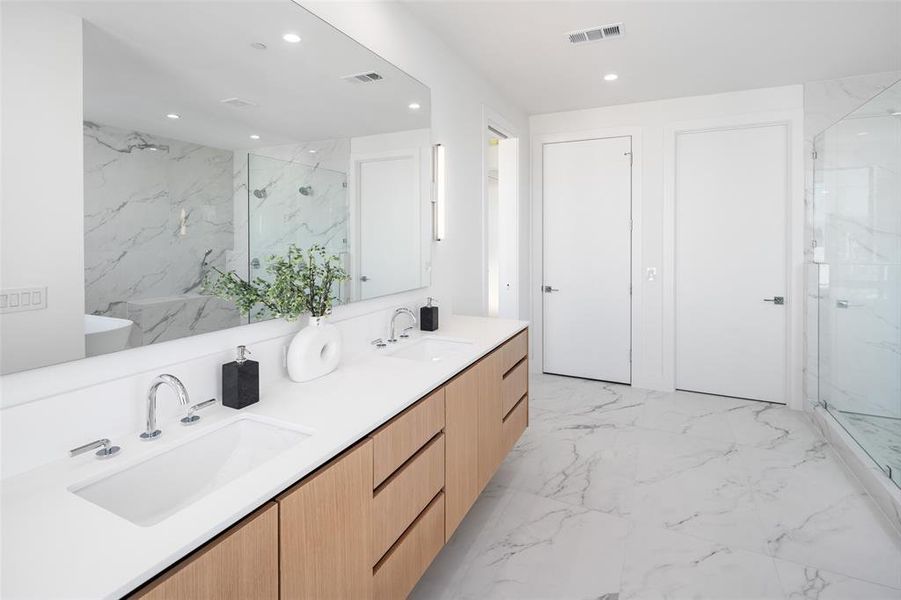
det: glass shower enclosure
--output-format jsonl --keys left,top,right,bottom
{"left": 246, "top": 153, "right": 350, "bottom": 322}
{"left": 813, "top": 79, "right": 901, "bottom": 487}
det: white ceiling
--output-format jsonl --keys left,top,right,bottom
{"left": 402, "top": 1, "right": 901, "bottom": 115}
{"left": 56, "top": 1, "right": 430, "bottom": 150}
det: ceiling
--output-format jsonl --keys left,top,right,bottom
{"left": 54, "top": 1, "right": 430, "bottom": 150}
{"left": 402, "top": 1, "right": 901, "bottom": 115}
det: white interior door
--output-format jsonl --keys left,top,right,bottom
{"left": 497, "top": 137, "right": 519, "bottom": 319}
{"left": 358, "top": 154, "right": 420, "bottom": 300}
{"left": 675, "top": 124, "right": 788, "bottom": 403}
{"left": 543, "top": 136, "right": 632, "bottom": 383}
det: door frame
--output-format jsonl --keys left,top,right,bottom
{"left": 481, "top": 105, "right": 521, "bottom": 318}
{"left": 663, "top": 110, "right": 804, "bottom": 408}
{"left": 531, "top": 127, "right": 643, "bottom": 383}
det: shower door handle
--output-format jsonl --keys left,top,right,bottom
{"left": 763, "top": 296, "right": 785, "bottom": 305}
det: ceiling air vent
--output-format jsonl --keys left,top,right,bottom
{"left": 567, "top": 22, "right": 624, "bottom": 45}
{"left": 220, "top": 97, "right": 258, "bottom": 109}
{"left": 342, "top": 72, "right": 384, "bottom": 84}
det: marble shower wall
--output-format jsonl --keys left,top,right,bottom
{"left": 803, "top": 74, "right": 901, "bottom": 422}
{"left": 84, "top": 122, "right": 240, "bottom": 346}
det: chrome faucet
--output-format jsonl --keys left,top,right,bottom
{"left": 141, "top": 374, "right": 190, "bottom": 441}
{"left": 388, "top": 307, "right": 417, "bottom": 343}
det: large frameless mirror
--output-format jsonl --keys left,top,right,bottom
{"left": 0, "top": 0, "right": 432, "bottom": 374}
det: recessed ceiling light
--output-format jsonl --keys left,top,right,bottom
{"left": 308, "top": 149, "right": 317, "bottom": 154}
{"left": 166, "top": 113, "right": 181, "bottom": 120}
{"left": 249, "top": 134, "right": 260, "bottom": 140}
{"left": 282, "top": 33, "right": 301, "bottom": 44}
{"left": 250, "top": 42, "right": 267, "bottom": 50}
{"left": 408, "top": 102, "right": 421, "bottom": 110}
{"left": 857, "top": 131, "right": 870, "bottom": 136}
{"left": 603, "top": 73, "right": 619, "bottom": 81}
{"left": 892, "top": 111, "right": 901, "bottom": 116}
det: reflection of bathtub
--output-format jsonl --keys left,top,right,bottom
{"left": 85, "top": 314, "right": 134, "bottom": 356}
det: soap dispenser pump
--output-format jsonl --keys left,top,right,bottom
{"left": 222, "top": 345, "right": 259, "bottom": 410}
{"left": 420, "top": 297, "right": 439, "bottom": 331}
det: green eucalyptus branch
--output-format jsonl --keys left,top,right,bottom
{"left": 203, "top": 244, "right": 348, "bottom": 321}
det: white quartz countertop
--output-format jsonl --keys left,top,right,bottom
{"left": 0, "top": 316, "right": 527, "bottom": 599}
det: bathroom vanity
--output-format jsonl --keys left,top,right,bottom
{"left": 135, "top": 325, "right": 529, "bottom": 599}
{"left": 0, "top": 318, "right": 528, "bottom": 599}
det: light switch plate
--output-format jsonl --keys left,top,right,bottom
{"left": 0, "top": 287, "right": 48, "bottom": 314}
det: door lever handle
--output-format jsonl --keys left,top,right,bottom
{"left": 543, "top": 285, "right": 559, "bottom": 293}
{"left": 762, "top": 296, "right": 785, "bottom": 305}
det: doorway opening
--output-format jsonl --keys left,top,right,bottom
{"left": 485, "top": 124, "right": 519, "bottom": 318}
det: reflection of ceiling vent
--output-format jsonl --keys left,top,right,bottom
{"left": 220, "top": 97, "right": 258, "bottom": 109}
{"left": 342, "top": 72, "right": 384, "bottom": 84}
{"left": 567, "top": 22, "right": 624, "bottom": 44}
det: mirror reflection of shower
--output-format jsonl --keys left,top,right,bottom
{"left": 247, "top": 152, "right": 349, "bottom": 314}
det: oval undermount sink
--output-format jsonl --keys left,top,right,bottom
{"left": 387, "top": 337, "right": 472, "bottom": 362}
{"left": 70, "top": 416, "right": 312, "bottom": 527}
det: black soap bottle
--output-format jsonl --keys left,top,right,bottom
{"left": 420, "top": 297, "right": 439, "bottom": 331}
{"left": 222, "top": 345, "right": 259, "bottom": 409}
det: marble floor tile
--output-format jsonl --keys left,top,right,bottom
{"left": 774, "top": 559, "right": 901, "bottom": 600}
{"left": 727, "top": 401, "right": 826, "bottom": 455}
{"left": 635, "top": 389, "right": 751, "bottom": 443}
{"left": 761, "top": 491, "right": 901, "bottom": 589}
{"left": 455, "top": 488, "right": 630, "bottom": 600}
{"left": 529, "top": 375, "right": 648, "bottom": 427}
{"left": 491, "top": 422, "right": 636, "bottom": 516}
{"left": 619, "top": 428, "right": 767, "bottom": 552}
{"left": 619, "top": 524, "right": 785, "bottom": 600}
{"left": 417, "top": 374, "right": 901, "bottom": 599}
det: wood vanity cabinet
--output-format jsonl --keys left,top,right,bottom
{"left": 129, "top": 329, "right": 528, "bottom": 600}
{"left": 277, "top": 440, "right": 374, "bottom": 600}
{"left": 131, "top": 503, "right": 278, "bottom": 600}
{"left": 446, "top": 329, "right": 528, "bottom": 540}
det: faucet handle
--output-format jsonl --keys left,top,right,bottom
{"left": 70, "top": 438, "right": 120, "bottom": 460}
{"left": 399, "top": 326, "right": 415, "bottom": 339}
{"left": 371, "top": 337, "right": 387, "bottom": 348}
{"left": 181, "top": 398, "right": 218, "bottom": 426}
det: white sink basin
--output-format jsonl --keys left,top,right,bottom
{"left": 70, "top": 416, "right": 311, "bottom": 526}
{"left": 388, "top": 337, "right": 472, "bottom": 362}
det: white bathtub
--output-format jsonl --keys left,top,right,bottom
{"left": 84, "top": 314, "right": 134, "bottom": 356}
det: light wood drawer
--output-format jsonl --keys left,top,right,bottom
{"left": 502, "top": 396, "right": 528, "bottom": 455}
{"left": 500, "top": 330, "right": 528, "bottom": 374}
{"left": 371, "top": 387, "right": 445, "bottom": 488}
{"left": 373, "top": 492, "right": 445, "bottom": 600}
{"left": 501, "top": 358, "right": 528, "bottom": 418}
{"left": 372, "top": 433, "right": 445, "bottom": 564}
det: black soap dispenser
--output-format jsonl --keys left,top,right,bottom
{"left": 420, "top": 297, "right": 439, "bottom": 331}
{"left": 222, "top": 345, "right": 259, "bottom": 410}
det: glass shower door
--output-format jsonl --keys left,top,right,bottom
{"left": 246, "top": 153, "right": 350, "bottom": 321}
{"left": 814, "top": 80, "right": 901, "bottom": 487}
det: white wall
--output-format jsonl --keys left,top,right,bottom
{"left": 302, "top": 1, "right": 531, "bottom": 319}
{"left": 0, "top": 4, "right": 85, "bottom": 374}
{"left": 530, "top": 86, "right": 805, "bottom": 405}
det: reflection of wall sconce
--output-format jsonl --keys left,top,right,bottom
{"left": 431, "top": 143, "right": 446, "bottom": 241}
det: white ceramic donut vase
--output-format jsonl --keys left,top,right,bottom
{"left": 286, "top": 315, "right": 341, "bottom": 382}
